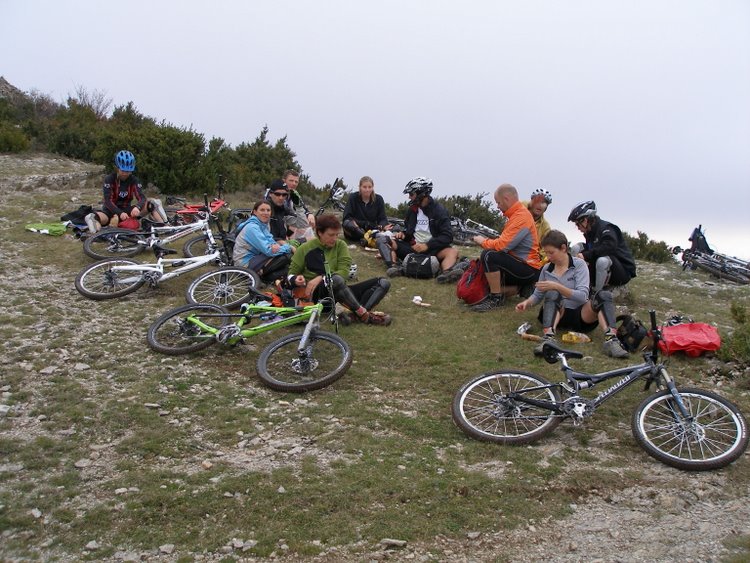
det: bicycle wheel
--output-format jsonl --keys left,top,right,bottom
{"left": 83, "top": 228, "right": 147, "bottom": 260}
{"left": 182, "top": 235, "right": 212, "bottom": 258}
{"left": 185, "top": 266, "right": 261, "bottom": 309}
{"left": 75, "top": 258, "right": 145, "bottom": 300}
{"left": 696, "top": 261, "right": 750, "bottom": 285}
{"left": 632, "top": 387, "right": 748, "bottom": 470}
{"left": 452, "top": 371, "right": 562, "bottom": 445}
{"left": 147, "top": 303, "right": 229, "bottom": 355}
{"left": 256, "top": 330, "right": 352, "bottom": 392}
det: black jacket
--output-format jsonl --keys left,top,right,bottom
{"left": 402, "top": 197, "right": 454, "bottom": 253}
{"left": 343, "top": 193, "right": 388, "bottom": 231}
{"left": 582, "top": 217, "right": 637, "bottom": 277}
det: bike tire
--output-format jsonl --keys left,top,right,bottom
{"left": 185, "top": 266, "right": 261, "bottom": 309}
{"left": 632, "top": 387, "right": 748, "bottom": 471}
{"left": 83, "top": 228, "right": 147, "bottom": 260}
{"left": 452, "top": 370, "right": 562, "bottom": 445}
{"left": 75, "top": 258, "right": 146, "bottom": 300}
{"left": 256, "top": 330, "right": 352, "bottom": 392}
{"left": 182, "top": 235, "right": 212, "bottom": 258}
{"left": 695, "top": 262, "right": 750, "bottom": 285}
{"left": 147, "top": 303, "right": 229, "bottom": 355}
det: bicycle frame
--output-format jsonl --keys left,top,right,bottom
{"left": 107, "top": 250, "right": 222, "bottom": 286}
{"left": 182, "top": 302, "right": 323, "bottom": 346}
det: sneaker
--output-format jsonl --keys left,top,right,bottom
{"left": 337, "top": 312, "right": 352, "bottom": 326}
{"left": 436, "top": 268, "right": 463, "bottom": 284}
{"left": 386, "top": 266, "right": 403, "bottom": 277}
{"left": 533, "top": 334, "right": 557, "bottom": 357}
{"left": 471, "top": 293, "right": 505, "bottom": 312}
{"left": 84, "top": 212, "right": 100, "bottom": 233}
{"left": 603, "top": 336, "right": 629, "bottom": 358}
{"left": 366, "top": 311, "right": 392, "bottom": 326}
{"left": 519, "top": 283, "right": 535, "bottom": 299}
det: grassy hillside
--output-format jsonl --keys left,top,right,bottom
{"left": 1, "top": 154, "right": 749, "bottom": 561}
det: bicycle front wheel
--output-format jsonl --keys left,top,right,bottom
{"left": 182, "top": 235, "right": 212, "bottom": 258}
{"left": 185, "top": 266, "right": 261, "bottom": 309}
{"left": 75, "top": 258, "right": 145, "bottom": 300}
{"left": 83, "top": 228, "right": 147, "bottom": 260}
{"left": 452, "top": 371, "right": 562, "bottom": 445}
{"left": 632, "top": 387, "right": 748, "bottom": 470}
{"left": 147, "top": 303, "right": 229, "bottom": 355}
{"left": 256, "top": 331, "right": 352, "bottom": 392}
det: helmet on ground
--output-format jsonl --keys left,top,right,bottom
{"left": 115, "top": 150, "right": 136, "bottom": 172}
{"left": 568, "top": 200, "right": 597, "bottom": 222}
{"left": 530, "top": 188, "right": 552, "bottom": 204}
{"left": 348, "top": 263, "right": 358, "bottom": 280}
{"left": 403, "top": 177, "right": 433, "bottom": 197}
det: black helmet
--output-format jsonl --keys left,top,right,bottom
{"left": 403, "top": 177, "right": 433, "bottom": 197}
{"left": 568, "top": 200, "right": 597, "bottom": 222}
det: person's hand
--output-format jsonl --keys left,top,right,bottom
{"left": 535, "top": 280, "right": 556, "bottom": 293}
{"left": 293, "top": 274, "right": 306, "bottom": 287}
{"left": 515, "top": 300, "right": 529, "bottom": 312}
{"left": 384, "top": 224, "right": 393, "bottom": 231}
{"left": 473, "top": 235, "right": 486, "bottom": 245}
{"left": 394, "top": 232, "right": 404, "bottom": 240}
{"left": 131, "top": 207, "right": 141, "bottom": 217}
{"left": 119, "top": 212, "right": 129, "bottom": 221}
{"left": 576, "top": 253, "right": 584, "bottom": 260}
{"left": 271, "top": 243, "right": 281, "bottom": 253}
{"left": 304, "top": 275, "right": 322, "bottom": 299}
{"left": 413, "top": 242, "right": 428, "bottom": 253}
{"left": 307, "top": 214, "right": 316, "bottom": 228}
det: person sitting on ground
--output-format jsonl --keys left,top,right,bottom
{"left": 342, "top": 175, "right": 391, "bottom": 245}
{"left": 471, "top": 184, "right": 542, "bottom": 311}
{"left": 287, "top": 214, "right": 392, "bottom": 326}
{"left": 85, "top": 150, "right": 167, "bottom": 232}
{"left": 525, "top": 188, "right": 553, "bottom": 262}
{"left": 282, "top": 169, "right": 316, "bottom": 230}
{"left": 386, "top": 177, "right": 460, "bottom": 281}
{"left": 233, "top": 201, "right": 294, "bottom": 284}
{"left": 264, "top": 180, "right": 299, "bottom": 243}
{"left": 568, "top": 200, "right": 636, "bottom": 292}
{"left": 515, "top": 230, "right": 629, "bottom": 359}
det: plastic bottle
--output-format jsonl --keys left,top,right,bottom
{"left": 561, "top": 331, "right": 591, "bottom": 343}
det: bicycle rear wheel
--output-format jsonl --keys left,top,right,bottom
{"left": 75, "top": 258, "right": 145, "bottom": 300}
{"left": 83, "top": 228, "right": 148, "bottom": 260}
{"left": 452, "top": 371, "right": 562, "bottom": 444}
{"left": 182, "top": 235, "right": 213, "bottom": 258}
{"left": 256, "top": 331, "right": 352, "bottom": 392}
{"left": 185, "top": 266, "right": 261, "bottom": 309}
{"left": 147, "top": 303, "right": 229, "bottom": 355}
{"left": 632, "top": 387, "right": 748, "bottom": 470}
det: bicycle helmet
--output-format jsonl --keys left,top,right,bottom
{"left": 568, "top": 200, "right": 597, "bottom": 222}
{"left": 530, "top": 188, "right": 552, "bottom": 204}
{"left": 114, "top": 150, "right": 136, "bottom": 172}
{"left": 403, "top": 177, "right": 433, "bottom": 197}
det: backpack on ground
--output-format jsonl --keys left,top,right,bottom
{"left": 615, "top": 314, "right": 650, "bottom": 352}
{"left": 60, "top": 204, "right": 93, "bottom": 224}
{"left": 456, "top": 258, "right": 489, "bottom": 305}
{"left": 402, "top": 253, "right": 440, "bottom": 279}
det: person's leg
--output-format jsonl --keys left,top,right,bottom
{"left": 342, "top": 218, "right": 365, "bottom": 242}
{"left": 593, "top": 256, "right": 613, "bottom": 292}
{"left": 435, "top": 246, "right": 458, "bottom": 271}
{"left": 350, "top": 277, "right": 391, "bottom": 310}
{"left": 588, "top": 291, "right": 628, "bottom": 358}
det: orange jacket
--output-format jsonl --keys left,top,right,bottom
{"left": 481, "top": 201, "right": 541, "bottom": 269}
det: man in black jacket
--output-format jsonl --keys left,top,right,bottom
{"left": 568, "top": 200, "right": 636, "bottom": 292}
{"left": 387, "top": 177, "right": 459, "bottom": 280}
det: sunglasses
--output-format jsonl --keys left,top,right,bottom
{"left": 271, "top": 192, "right": 289, "bottom": 198}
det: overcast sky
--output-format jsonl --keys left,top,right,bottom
{"left": 2, "top": 0, "right": 749, "bottom": 258}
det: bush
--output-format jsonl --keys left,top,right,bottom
{"left": 0, "top": 123, "right": 30, "bottom": 152}
{"left": 623, "top": 231, "right": 673, "bottom": 263}
{"left": 718, "top": 302, "right": 750, "bottom": 365}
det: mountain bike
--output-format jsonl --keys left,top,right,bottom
{"left": 452, "top": 311, "right": 748, "bottom": 471}
{"left": 451, "top": 217, "right": 500, "bottom": 245}
{"left": 75, "top": 240, "right": 260, "bottom": 308}
{"left": 164, "top": 176, "right": 230, "bottom": 225}
{"left": 147, "top": 282, "right": 352, "bottom": 392}
{"left": 314, "top": 178, "right": 347, "bottom": 217}
{"left": 674, "top": 225, "right": 750, "bottom": 285}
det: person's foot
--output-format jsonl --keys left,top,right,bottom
{"left": 603, "top": 336, "right": 629, "bottom": 358}
{"left": 366, "top": 311, "right": 392, "bottom": 326}
{"left": 386, "top": 265, "right": 402, "bottom": 277}
{"left": 84, "top": 213, "right": 100, "bottom": 233}
{"left": 436, "top": 267, "right": 463, "bottom": 284}
{"left": 471, "top": 293, "right": 505, "bottom": 312}
{"left": 533, "top": 334, "right": 557, "bottom": 357}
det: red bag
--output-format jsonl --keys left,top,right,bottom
{"left": 456, "top": 258, "right": 489, "bottom": 305}
{"left": 658, "top": 323, "right": 721, "bottom": 357}
{"left": 118, "top": 217, "right": 140, "bottom": 230}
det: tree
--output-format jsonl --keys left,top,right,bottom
{"left": 71, "top": 85, "right": 113, "bottom": 120}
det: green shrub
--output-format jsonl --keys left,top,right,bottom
{"left": 623, "top": 231, "right": 673, "bottom": 263}
{"left": 718, "top": 302, "right": 750, "bottom": 365}
{"left": 0, "top": 123, "right": 30, "bottom": 152}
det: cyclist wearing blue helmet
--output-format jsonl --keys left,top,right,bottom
{"left": 85, "top": 150, "right": 147, "bottom": 232}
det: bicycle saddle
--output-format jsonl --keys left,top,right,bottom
{"left": 542, "top": 341, "right": 584, "bottom": 364}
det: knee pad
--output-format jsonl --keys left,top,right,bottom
{"left": 363, "top": 278, "right": 391, "bottom": 311}
{"left": 594, "top": 256, "right": 613, "bottom": 291}
{"left": 591, "top": 289, "right": 612, "bottom": 312}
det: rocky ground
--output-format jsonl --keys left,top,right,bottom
{"left": 1, "top": 153, "right": 749, "bottom": 562}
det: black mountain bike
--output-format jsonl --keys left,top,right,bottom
{"left": 674, "top": 225, "right": 750, "bottom": 285}
{"left": 452, "top": 311, "right": 748, "bottom": 471}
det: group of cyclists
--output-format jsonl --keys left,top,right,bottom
{"left": 88, "top": 150, "right": 638, "bottom": 357}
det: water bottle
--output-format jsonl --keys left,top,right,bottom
{"left": 561, "top": 331, "right": 591, "bottom": 343}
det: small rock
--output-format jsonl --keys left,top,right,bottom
{"left": 277, "top": 486, "right": 286, "bottom": 493}
{"left": 74, "top": 363, "right": 90, "bottom": 371}
{"left": 202, "top": 460, "right": 213, "bottom": 470}
{"left": 467, "top": 531, "right": 480, "bottom": 540}
{"left": 0, "top": 405, "right": 10, "bottom": 416}
{"left": 380, "top": 538, "right": 407, "bottom": 548}
{"left": 115, "top": 488, "right": 128, "bottom": 495}
{"left": 74, "top": 459, "right": 91, "bottom": 469}
{"left": 39, "top": 366, "right": 57, "bottom": 374}
{"left": 85, "top": 540, "right": 99, "bottom": 550}
{"left": 144, "top": 403, "right": 161, "bottom": 409}
{"left": 242, "top": 539, "right": 258, "bottom": 551}
{"left": 159, "top": 543, "right": 175, "bottom": 554}
{"left": 31, "top": 508, "right": 42, "bottom": 518}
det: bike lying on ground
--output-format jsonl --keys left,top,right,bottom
{"left": 452, "top": 311, "right": 748, "bottom": 471}
{"left": 385, "top": 216, "right": 500, "bottom": 245}
{"left": 147, "top": 285, "right": 352, "bottom": 392}
{"left": 314, "top": 178, "right": 347, "bottom": 217}
{"left": 674, "top": 225, "right": 750, "bottom": 285}
{"left": 75, "top": 236, "right": 260, "bottom": 308}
